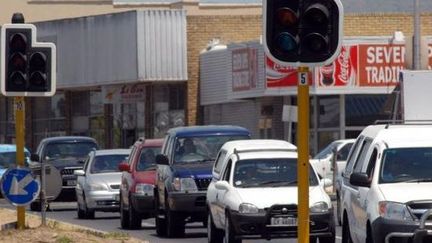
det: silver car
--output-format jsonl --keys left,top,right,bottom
{"left": 75, "top": 149, "right": 130, "bottom": 219}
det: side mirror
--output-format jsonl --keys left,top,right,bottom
{"left": 30, "top": 154, "right": 40, "bottom": 162}
{"left": 350, "top": 172, "right": 371, "bottom": 187}
{"left": 74, "top": 169, "right": 85, "bottom": 176}
{"left": 118, "top": 162, "right": 130, "bottom": 172}
{"left": 156, "top": 154, "right": 169, "bottom": 165}
{"left": 215, "top": 181, "right": 230, "bottom": 191}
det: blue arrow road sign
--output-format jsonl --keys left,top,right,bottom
{"left": 1, "top": 168, "right": 40, "bottom": 206}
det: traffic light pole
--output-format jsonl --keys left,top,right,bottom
{"left": 297, "top": 66, "right": 310, "bottom": 243}
{"left": 14, "top": 96, "right": 26, "bottom": 229}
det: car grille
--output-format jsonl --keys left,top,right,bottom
{"left": 407, "top": 201, "right": 432, "bottom": 220}
{"left": 266, "top": 204, "right": 297, "bottom": 217}
{"left": 110, "top": 184, "right": 120, "bottom": 190}
{"left": 61, "top": 168, "right": 81, "bottom": 175}
{"left": 194, "top": 178, "right": 212, "bottom": 190}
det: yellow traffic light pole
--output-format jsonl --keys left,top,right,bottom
{"left": 14, "top": 96, "right": 26, "bottom": 229}
{"left": 297, "top": 66, "right": 309, "bottom": 243}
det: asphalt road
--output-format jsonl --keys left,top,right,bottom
{"left": 0, "top": 199, "right": 342, "bottom": 243}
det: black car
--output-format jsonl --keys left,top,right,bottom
{"left": 29, "top": 136, "right": 99, "bottom": 210}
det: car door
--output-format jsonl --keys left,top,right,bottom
{"left": 356, "top": 145, "right": 379, "bottom": 243}
{"left": 157, "top": 135, "right": 173, "bottom": 207}
{"left": 208, "top": 150, "right": 226, "bottom": 228}
{"left": 349, "top": 138, "right": 372, "bottom": 243}
{"left": 216, "top": 159, "right": 233, "bottom": 227}
{"left": 76, "top": 152, "right": 92, "bottom": 203}
{"left": 121, "top": 146, "right": 137, "bottom": 207}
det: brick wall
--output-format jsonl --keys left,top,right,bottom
{"left": 186, "top": 13, "right": 432, "bottom": 125}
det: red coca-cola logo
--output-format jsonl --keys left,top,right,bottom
{"left": 321, "top": 64, "right": 334, "bottom": 77}
{"left": 337, "top": 46, "right": 351, "bottom": 84}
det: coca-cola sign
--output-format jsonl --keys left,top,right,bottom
{"left": 266, "top": 57, "right": 311, "bottom": 88}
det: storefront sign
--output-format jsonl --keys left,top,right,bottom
{"left": 266, "top": 57, "right": 312, "bottom": 88}
{"left": 232, "top": 48, "right": 258, "bottom": 91}
{"left": 102, "top": 84, "right": 146, "bottom": 104}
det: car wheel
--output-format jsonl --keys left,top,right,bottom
{"left": 154, "top": 193, "right": 167, "bottom": 236}
{"left": 120, "top": 195, "right": 130, "bottom": 229}
{"left": 128, "top": 196, "right": 142, "bottom": 229}
{"left": 224, "top": 213, "right": 241, "bottom": 243}
{"left": 166, "top": 205, "right": 184, "bottom": 237}
{"left": 342, "top": 213, "right": 353, "bottom": 243}
{"left": 77, "top": 200, "right": 86, "bottom": 219}
{"left": 82, "top": 196, "right": 95, "bottom": 219}
{"left": 30, "top": 201, "right": 41, "bottom": 212}
{"left": 208, "top": 212, "right": 223, "bottom": 243}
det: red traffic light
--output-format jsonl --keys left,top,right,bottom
{"left": 9, "top": 33, "right": 27, "bottom": 53}
{"left": 277, "top": 8, "right": 298, "bottom": 26}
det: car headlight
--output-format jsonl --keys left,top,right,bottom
{"left": 87, "top": 183, "right": 108, "bottom": 191}
{"left": 239, "top": 203, "right": 259, "bottom": 214}
{"left": 135, "top": 183, "right": 154, "bottom": 196}
{"left": 310, "top": 202, "right": 329, "bottom": 213}
{"left": 379, "top": 201, "right": 414, "bottom": 221}
{"left": 173, "top": 177, "right": 198, "bottom": 192}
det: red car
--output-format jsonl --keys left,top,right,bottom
{"left": 118, "top": 138, "right": 163, "bottom": 229}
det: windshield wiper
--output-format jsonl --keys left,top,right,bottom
{"left": 405, "top": 178, "right": 432, "bottom": 183}
{"left": 258, "top": 180, "right": 297, "bottom": 187}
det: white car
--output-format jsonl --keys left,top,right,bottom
{"left": 206, "top": 139, "right": 335, "bottom": 243}
{"left": 310, "top": 139, "right": 355, "bottom": 180}
{"left": 340, "top": 124, "right": 432, "bottom": 243}
{"left": 75, "top": 149, "right": 130, "bottom": 219}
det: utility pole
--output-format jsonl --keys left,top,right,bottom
{"left": 413, "top": 0, "right": 421, "bottom": 70}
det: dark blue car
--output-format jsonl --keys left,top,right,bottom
{"left": 154, "top": 125, "right": 251, "bottom": 237}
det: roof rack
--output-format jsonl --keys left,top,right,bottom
{"left": 233, "top": 148, "right": 297, "bottom": 160}
{"left": 374, "top": 120, "right": 432, "bottom": 129}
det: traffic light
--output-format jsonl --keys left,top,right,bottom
{"left": 1, "top": 24, "right": 56, "bottom": 97}
{"left": 263, "top": 0, "right": 343, "bottom": 67}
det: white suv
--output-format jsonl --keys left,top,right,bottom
{"left": 340, "top": 124, "right": 432, "bottom": 243}
{"left": 206, "top": 139, "right": 335, "bottom": 243}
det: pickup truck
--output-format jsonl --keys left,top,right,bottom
{"left": 154, "top": 125, "right": 251, "bottom": 237}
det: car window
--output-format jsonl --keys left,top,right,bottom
{"left": 379, "top": 147, "right": 432, "bottom": 184}
{"left": 90, "top": 154, "right": 129, "bottom": 174}
{"left": 337, "top": 142, "right": 354, "bottom": 161}
{"left": 44, "top": 141, "right": 98, "bottom": 160}
{"left": 222, "top": 159, "right": 232, "bottom": 182}
{"left": 83, "top": 152, "right": 93, "bottom": 173}
{"left": 353, "top": 139, "right": 372, "bottom": 173}
{"left": 0, "top": 151, "right": 31, "bottom": 168}
{"left": 232, "top": 158, "right": 319, "bottom": 188}
{"left": 314, "top": 141, "right": 343, "bottom": 160}
{"left": 344, "top": 137, "right": 363, "bottom": 176}
{"left": 173, "top": 135, "right": 248, "bottom": 163}
{"left": 366, "top": 148, "right": 378, "bottom": 179}
{"left": 213, "top": 150, "right": 227, "bottom": 175}
{"left": 136, "top": 147, "right": 161, "bottom": 171}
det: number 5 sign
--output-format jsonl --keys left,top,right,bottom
{"left": 298, "top": 71, "right": 308, "bottom": 86}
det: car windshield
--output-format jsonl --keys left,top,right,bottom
{"left": 313, "top": 141, "right": 342, "bottom": 160}
{"left": 174, "top": 135, "right": 249, "bottom": 163}
{"left": 137, "top": 147, "right": 162, "bottom": 171}
{"left": 0, "top": 151, "right": 30, "bottom": 168}
{"left": 379, "top": 147, "right": 432, "bottom": 184}
{"left": 90, "top": 154, "right": 129, "bottom": 174}
{"left": 44, "top": 142, "right": 98, "bottom": 160}
{"left": 233, "top": 158, "right": 319, "bottom": 188}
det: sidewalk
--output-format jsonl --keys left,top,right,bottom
{"left": 0, "top": 207, "right": 148, "bottom": 243}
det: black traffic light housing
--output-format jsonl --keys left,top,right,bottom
{"left": 1, "top": 24, "right": 56, "bottom": 97}
{"left": 264, "top": 0, "right": 343, "bottom": 67}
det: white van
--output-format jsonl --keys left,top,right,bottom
{"left": 340, "top": 124, "right": 432, "bottom": 243}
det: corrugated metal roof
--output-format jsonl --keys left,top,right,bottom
{"left": 113, "top": 0, "right": 432, "bottom": 13}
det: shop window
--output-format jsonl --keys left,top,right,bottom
{"left": 154, "top": 84, "right": 185, "bottom": 138}
{"left": 345, "top": 94, "right": 393, "bottom": 127}
{"left": 317, "top": 95, "right": 340, "bottom": 128}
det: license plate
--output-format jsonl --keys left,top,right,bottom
{"left": 271, "top": 217, "right": 297, "bottom": 226}
{"left": 67, "top": 180, "right": 76, "bottom": 186}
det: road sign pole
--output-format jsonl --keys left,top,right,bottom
{"left": 297, "top": 67, "right": 310, "bottom": 243}
{"left": 14, "top": 96, "right": 26, "bottom": 229}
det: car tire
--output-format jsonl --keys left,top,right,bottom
{"left": 342, "top": 213, "right": 353, "bottom": 243}
{"left": 83, "top": 201, "right": 95, "bottom": 219}
{"left": 166, "top": 206, "right": 184, "bottom": 237}
{"left": 128, "top": 196, "right": 142, "bottom": 229}
{"left": 77, "top": 200, "right": 86, "bottom": 219}
{"left": 155, "top": 193, "right": 167, "bottom": 236}
{"left": 208, "top": 212, "right": 223, "bottom": 243}
{"left": 224, "top": 213, "right": 241, "bottom": 243}
{"left": 30, "top": 201, "right": 42, "bottom": 212}
{"left": 120, "top": 195, "right": 130, "bottom": 229}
